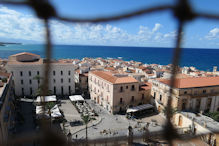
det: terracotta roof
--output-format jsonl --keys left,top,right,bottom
{"left": 90, "top": 71, "right": 138, "bottom": 84}
{"left": 11, "top": 52, "right": 40, "bottom": 57}
{"left": 159, "top": 76, "right": 219, "bottom": 88}
{"left": 104, "top": 67, "right": 115, "bottom": 71}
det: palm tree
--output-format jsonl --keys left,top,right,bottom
{"left": 34, "top": 84, "right": 52, "bottom": 97}
{"left": 162, "top": 106, "right": 178, "bottom": 117}
{"left": 82, "top": 115, "right": 90, "bottom": 140}
{"left": 33, "top": 75, "right": 43, "bottom": 88}
{"left": 45, "top": 102, "right": 56, "bottom": 128}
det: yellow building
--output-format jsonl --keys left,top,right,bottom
{"left": 151, "top": 76, "right": 219, "bottom": 113}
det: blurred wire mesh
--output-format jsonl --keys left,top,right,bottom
{"left": 1, "top": 0, "right": 219, "bottom": 145}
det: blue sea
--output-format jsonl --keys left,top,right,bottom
{"left": 0, "top": 44, "right": 219, "bottom": 71}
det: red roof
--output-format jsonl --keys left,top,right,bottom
{"left": 159, "top": 76, "right": 219, "bottom": 88}
{"left": 90, "top": 71, "right": 138, "bottom": 84}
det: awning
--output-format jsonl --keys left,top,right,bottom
{"left": 36, "top": 104, "right": 62, "bottom": 118}
{"left": 69, "top": 95, "right": 84, "bottom": 102}
{"left": 35, "top": 95, "right": 57, "bottom": 103}
{"left": 127, "top": 104, "right": 154, "bottom": 113}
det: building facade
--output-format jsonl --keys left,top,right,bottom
{"left": 151, "top": 77, "right": 219, "bottom": 113}
{"left": 0, "top": 72, "right": 15, "bottom": 145}
{"left": 6, "top": 52, "right": 75, "bottom": 96}
{"left": 89, "top": 71, "right": 150, "bottom": 114}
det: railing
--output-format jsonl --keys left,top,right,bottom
{"left": 1, "top": 0, "right": 219, "bottom": 145}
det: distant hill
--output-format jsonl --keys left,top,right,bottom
{"left": 0, "top": 42, "right": 22, "bottom": 46}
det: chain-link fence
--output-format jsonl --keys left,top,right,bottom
{"left": 1, "top": 0, "right": 219, "bottom": 145}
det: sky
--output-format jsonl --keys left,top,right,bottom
{"left": 0, "top": 0, "right": 219, "bottom": 48}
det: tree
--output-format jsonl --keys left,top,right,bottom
{"left": 82, "top": 115, "right": 90, "bottom": 140}
{"left": 34, "top": 84, "right": 52, "bottom": 97}
{"left": 33, "top": 75, "right": 43, "bottom": 88}
{"left": 204, "top": 112, "right": 219, "bottom": 122}
{"left": 162, "top": 106, "right": 178, "bottom": 117}
{"left": 45, "top": 102, "right": 56, "bottom": 128}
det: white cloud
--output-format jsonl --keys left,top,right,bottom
{"left": 205, "top": 28, "right": 219, "bottom": 40}
{"left": 0, "top": 6, "right": 177, "bottom": 46}
{"left": 152, "top": 23, "right": 162, "bottom": 32}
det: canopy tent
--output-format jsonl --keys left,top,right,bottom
{"left": 69, "top": 95, "right": 84, "bottom": 102}
{"left": 35, "top": 95, "right": 57, "bottom": 103}
{"left": 127, "top": 104, "right": 154, "bottom": 113}
{"left": 36, "top": 104, "right": 62, "bottom": 118}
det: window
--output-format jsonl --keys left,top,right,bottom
{"left": 203, "top": 90, "right": 206, "bottom": 94}
{"left": 196, "top": 99, "right": 201, "bottom": 111}
{"left": 21, "top": 79, "right": 23, "bottom": 84}
{"left": 29, "top": 79, "right": 32, "bottom": 84}
{"left": 29, "top": 71, "right": 31, "bottom": 76}
{"left": 120, "top": 98, "right": 123, "bottom": 103}
{"left": 68, "top": 70, "right": 71, "bottom": 75}
{"left": 120, "top": 86, "right": 123, "bottom": 92}
{"left": 61, "top": 78, "right": 63, "bottom": 83}
{"left": 142, "top": 94, "right": 144, "bottom": 100}
{"left": 61, "top": 86, "right": 64, "bottom": 95}
{"left": 53, "top": 79, "right": 56, "bottom": 83}
{"left": 69, "top": 86, "right": 71, "bottom": 94}
{"left": 61, "top": 71, "right": 63, "bottom": 75}
{"left": 22, "top": 88, "right": 24, "bottom": 95}
{"left": 131, "top": 96, "right": 134, "bottom": 102}
{"left": 38, "top": 80, "right": 40, "bottom": 84}
{"left": 126, "top": 86, "right": 128, "bottom": 89}
{"left": 160, "top": 95, "right": 162, "bottom": 101}
{"left": 184, "top": 91, "right": 187, "bottom": 94}
{"left": 20, "top": 71, "right": 23, "bottom": 76}
{"left": 206, "top": 98, "right": 212, "bottom": 112}
{"left": 211, "top": 89, "right": 214, "bottom": 93}
{"left": 131, "top": 85, "right": 135, "bottom": 91}
{"left": 54, "top": 86, "right": 56, "bottom": 94}
{"left": 69, "top": 78, "right": 71, "bottom": 83}
{"left": 182, "top": 99, "right": 187, "bottom": 110}
{"left": 194, "top": 91, "right": 198, "bottom": 95}
{"left": 53, "top": 71, "right": 55, "bottom": 76}
{"left": 37, "top": 71, "right": 40, "bottom": 75}
{"left": 30, "top": 87, "right": 32, "bottom": 95}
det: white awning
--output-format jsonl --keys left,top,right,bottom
{"left": 69, "top": 95, "right": 84, "bottom": 102}
{"left": 127, "top": 104, "right": 154, "bottom": 113}
{"left": 36, "top": 104, "right": 62, "bottom": 118}
{"left": 35, "top": 95, "right": 57, "bottom": 103}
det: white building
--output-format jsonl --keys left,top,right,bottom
{"left": 6, "top": 52, "right": 75, "bottom": 96}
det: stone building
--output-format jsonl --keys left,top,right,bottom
{"left": 151, "top": 77, "right": 219, "bottom": 113}
{"left": 89, "top": 71, "right": 151, "bottom": 114}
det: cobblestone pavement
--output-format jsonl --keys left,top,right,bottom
{"left": 72, "top": 100, "right": 164, "bottom": 140}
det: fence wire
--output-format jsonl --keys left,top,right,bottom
{"left": 1, "top": 0, "right": 219, "bottom": 145}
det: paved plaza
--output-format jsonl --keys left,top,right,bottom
{"left": 71, "top": 100, "right": 165, "bottom": 140}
